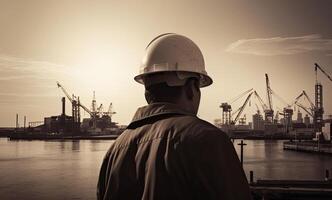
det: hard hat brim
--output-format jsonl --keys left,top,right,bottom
{"left": 134, "top": 71, "right": 213, "bottom": 88}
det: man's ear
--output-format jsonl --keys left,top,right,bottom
{"left": 184, "top": 79, "right": 195, "bottom": 100}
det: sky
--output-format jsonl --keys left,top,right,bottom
{"left": 0, "top": 0, "right": 332, "bottom": 127}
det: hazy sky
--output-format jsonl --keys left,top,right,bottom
{"left": 1, "top": 0, "right": 332, "bottom": 127}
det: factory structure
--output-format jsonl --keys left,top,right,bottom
{"left": 12, "top": 63, "right": 331, "bottom": 141}
{"left": 25, "top": 82, "right": 122, "bottom": 136}
{"left": 215, "top": 63, "right": 332, "bottom": 141}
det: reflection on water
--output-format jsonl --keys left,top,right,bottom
{"left": 0, "top": 139, "right": 114, "bottom": 200}
{"left": 233, "top": 140, "right": 332, "bottom": 181}
{"left": 0, "top": 138, "right": 331, "bottom": 199}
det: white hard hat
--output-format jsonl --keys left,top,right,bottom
{"left": 134, "top": 33, "right": 213, "bottom": 87}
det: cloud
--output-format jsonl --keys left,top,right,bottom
{"left": 0, "top": 54, "right": 70, "bottom": 80}
{"left": 226, "top": 34, "right": 332, "bottom": 56}
{"left": 0, "top": 75, "right": 37, "bottom": 81}
{"left": 0, "top": 54, "right": 73, "bottom": 99}
{"left": 0, "top": 92, "right": 57, "bottom": 97}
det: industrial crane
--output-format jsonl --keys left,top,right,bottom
{"left": 292, "top": 91, "right": 315, "bottom": 111}
{"left": 97, "top": 104, "right": 103, "bottom": 117}
{"left": 296, "top": 103, "right": 314, "bottom": 118}
{"left": 105, "top": 103, "right": 116, "bottom": 118}
{"left": 56, "top": 82, "right": 93, "bottom": 116}
{"left": 313, "top": 63, "right": 332, "bottom": 132}
{"left": 287, "top": 90, "right": 315, "bottom": 120}
{"left": 265, "top": 73, "right": 274, "bottom": 122}
{"left": 265, "top": 73, "right": 273, "bottom": 111}
{"left": 91, "top": 91, "right": 97, "bottom": 114}
{"left": 253, "top": 91, "right": 268, "bottom": 111}
{"left": 96, "top": 103, "right": 117, "bottom": 118}
{"left": 57, "top": 82, "right": 73, "bottom": 103}
{"left": 315, "top": 63, "right": 332, "bottom": 83}
{"left": 227, "top": 88, "right": 254, "bottom": 104}
{"left": 231, "top": 91, "right": 254, "bottom": 125}
{"left": 302, "top": 90, "right": 315, "bottom": 110}
{"left": 220, "top": 88, "right": 253, "bottom": 125}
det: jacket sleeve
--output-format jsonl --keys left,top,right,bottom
{"left": 180, "top": 128, "right": 252, "bottom": 200}
{"left": 97, "top": 148, "right": 112, "bottom": 200}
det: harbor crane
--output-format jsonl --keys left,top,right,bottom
{"left": 231, "top": 91, "right": 254, "bottom": 125}
{"left": 95, "top": 103, "right": 116, "bottom": 118}
{"left": 288, "top": 63, "right": 331, "bottom": 132}
{"left": 265, "top": 73, "right": 274, "bottom": 123}
{"left": 264, "top": 73, "right": 293, "bottom": 125}
{"left": 221, "top": 88, "right": 271, "bottom": 125}
{"left": 253, "top": 91, "right": 268, "bottom": 111}
{"left": 56, "top": 81, "right": 88, "bottom": 130}
{"left": 56, "top": 82, "right": 93, "bottom": 117}
{"left": 91, "top": 91, "right": 97, "bottom": 115}
{"left": 315, "top": 63, "right": 332, "bottom": 83}
{"left": 314, "top": 63, "right": 332, "bottom": 132}
{"left": 291, "top": 90, "right": 315, "bottom": 117}
{"left": 97, "top": 104, "right": 104, "bottom": 118}
{"left": 220, "top": 88, "right": 253, "bottom": 125}
{"left": 105, "top": 103, "right": 116, "bottom": 118}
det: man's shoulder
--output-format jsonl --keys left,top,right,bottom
{"left": 187, "top": 115, "right": 224, "bottom": 132}
{"left": 113, "top": 114, "right": 229, "bottom": 148}
{"left": 171, "top": 115, "right": 229, "bottom": 141}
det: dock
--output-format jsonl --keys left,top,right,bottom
{"left": 249, "top": 169, "right": 332, "bottom": 200}
{"left": 8, "top": 133, "right": 119, "bottom": 141}
{"left": 250, "top": 180, "right": 332, "bottom": 200}
{"left": 283, "top": 141, "right": 332, "bottom": 155}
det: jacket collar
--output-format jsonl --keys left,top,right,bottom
{"left": 130, "top": 102, "right": 195, "bottom": 125}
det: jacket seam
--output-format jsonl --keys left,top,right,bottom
{"left": 112, "top": 134, "right": 171, "bottom": 151}
{"left": 130, "top": 111, "right": 194, "bottom": 126}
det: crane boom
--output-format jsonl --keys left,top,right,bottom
{"left": 294, "top": 92, "right": 304, "bottom": 104}
{"left": 302, "top": 90, "right": 315, "bottom": 110}
{"left": 254, "top": 91, "right": 268, "bottom": 111}
{"left": 56, "top": 81, "right": 93, "bottom": 116}
{"left": 265, "top": 73, "right": 273, "bottom": 110}
{"left": 227, "top": 88, "right": 253, "bottom": 104}
{"left": 233, "top": 92, "right": 253, "bottom": 124}
{"left": 80, "top": 103, "right": 93, "bottom": 116}
{"left": 97, "top": 104, "right": 103, "bottom": 112}
{"left": 315, "top": 63, "right": 332, "bottom": 82}
{"left": 291, "top": 90, "right": 315, "bottom": 110}
{"left": 295, "top": 102, "right": 314, "bottom": 117}
{"left": 107, "top": 103, "right": 116, "bottom": 115}
{"left": 57, "top": 82, "right": 73, "bottom": 103}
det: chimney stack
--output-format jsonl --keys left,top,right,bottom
{"left": 62, "top": 97, "right": 66, "bottom": 116}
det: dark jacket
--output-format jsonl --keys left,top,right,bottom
{"left": 97, "top": 103, "right": 252, "bottom": 200}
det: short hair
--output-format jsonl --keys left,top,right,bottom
{"left": 144, "top": 77, "right": 199, "bottom": 104}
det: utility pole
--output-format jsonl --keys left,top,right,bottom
{"left": 16, "top": 114, "right": 19, "bottom": 129}
{"left": 237, "top": 140, "right": 247, "bottom": 166}
{"left": 24, "top": 116, "right": 26, "bottom": 132}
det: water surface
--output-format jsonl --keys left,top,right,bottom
{"left": 0, "top": 138, "right": 331, "bottom": 199}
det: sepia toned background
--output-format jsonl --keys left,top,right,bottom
{"left": 0, "top": 0, "right": 332, "bottom": 127}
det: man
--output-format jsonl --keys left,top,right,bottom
{"left": 97, "top": 33, "right": 252, "bottom": 200}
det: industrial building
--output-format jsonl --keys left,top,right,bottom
{"left": 43, "top": 97, "right": 75, "bottom": 133}
{"left": 216, "top": 63, "right": 332, "bottom": 141}
{"left": 22, "top": 82, "right": 121, "bottom": 136}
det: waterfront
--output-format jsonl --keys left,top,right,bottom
{"left": 0, "top": 138, "right": 331, "bottom": 200}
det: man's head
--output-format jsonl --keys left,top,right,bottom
{"left": 134, "top": 33, "right": 213, "bottom": 114}
{"left": 144, "top": 73, "right": 201, "bottom": 114}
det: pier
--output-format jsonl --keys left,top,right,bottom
{"left": 250, "top": 180, "right": 332, "bottom": 200}
{"left": 8, "top": 132, "right": 120, "bottom": 141}
{"left": 249, "top": 170, "right": 332, "bottom": 199}
{"left": 283, "top": 141, "right": 332, "bottom": 155}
